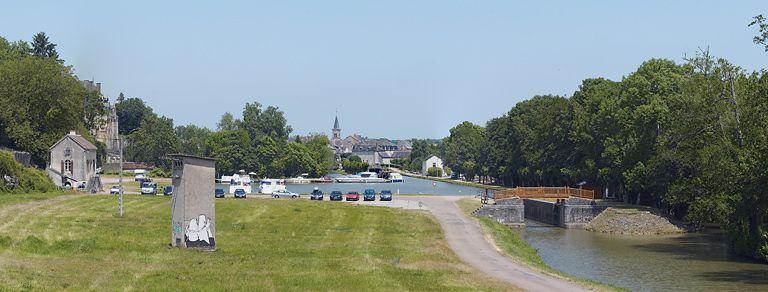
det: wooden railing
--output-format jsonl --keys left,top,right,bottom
{"left": 493, "top": 187, "right": 596, "bottom": 200}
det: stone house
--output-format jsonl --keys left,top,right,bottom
{"left": 421, "top": 155, "right": 444, "bottom": 176}
{"left": 47, "top": 131, "right": 99, "bottom": 189}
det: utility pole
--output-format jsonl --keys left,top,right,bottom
{"left": 118, "top": 136, "right": 123, "bottom": 217}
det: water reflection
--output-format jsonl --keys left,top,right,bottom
{"left": 521, "top": 222, "right": 768, "bottom": 291}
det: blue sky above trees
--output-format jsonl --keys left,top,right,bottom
{"left": 1, "top": 0, "right": 766, "bottom": 138}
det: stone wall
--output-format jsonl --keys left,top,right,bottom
{"left": 473, "top": 198, "right": 524, "bottom": 225}
{"left": 559, "top": 198, "right": 608, "bottom": 228}
{"left": 523, "top": 199, "right": 557, "bottom": 225}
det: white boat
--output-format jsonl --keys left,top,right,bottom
{"left": 285, "top": 173, "right": 311, "bottom": 184}
{"left": 222, "top": 171, "right": 253, "bottom": 194}
{"left": 335, "top": 172, "right": 388, "bottom": 183}
{"left": 259, "top": 178, "right": 286, "bottom": 194}
{"left": 389, "top": 173, "right": 403, "bottom": 183}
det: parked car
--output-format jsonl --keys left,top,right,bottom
{"left": 380, "top": 190, "right": 393, "bottom": 201}
{"left": 234, "top": 188, "right": 247, "bottom": 198}
{"left": 163, "top": 185, "right": 173, "bottom": 196}
{"left": 363, "top": 189, "right": 376, "bottom": 201}
{"left": 273, "top": 189, "right": 299, "bottom": 199}
{"left": 215, "top": 188, "right": 225, "bottom": 198}
{"left": 140, "top": 182, "right": 157, "bottom": 195}
{"left": 109, "top": 185, "right": 121, "bottom": 195}
{"left": 310, "top": 188, "right": 323, "bottom": 200}
{"left": 346, "top": 191, "right": 360, "bottom": 201}
{"left": 329, "top": 191, "right": 343, "bottom": 201}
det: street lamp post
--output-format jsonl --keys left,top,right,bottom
{"left": 118, "top": 137, "right": 123, "bottom": 217}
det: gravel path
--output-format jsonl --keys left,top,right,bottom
{"left": 395, "top": 196, "right": 586, "bottom": 292}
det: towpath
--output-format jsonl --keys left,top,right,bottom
{"left": 379, "top": 196, "right": 587, "bottom": 292}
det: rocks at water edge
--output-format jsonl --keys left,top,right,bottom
{"left": 586, "top": 207, "right": 685, "bottom": 235}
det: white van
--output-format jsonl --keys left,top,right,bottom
{"left": 134, "top": 169, "right": 146, "bottom": 182}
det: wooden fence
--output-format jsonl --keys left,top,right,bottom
{"left": 493, "top": 187, "right": 596, "bottom": 200}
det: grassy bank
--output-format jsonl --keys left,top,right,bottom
{"left": 0, "top": 194, "right": 517, "bottom": 290}
{"left": 456, "top": 198, "right": 622, "bottom": 291}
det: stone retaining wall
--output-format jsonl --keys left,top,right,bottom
{"left": 523, "top": 199, "right": 557, "bottom": 225}
{"left": 473, "top": 198, "right": 524, "bottom": 225}
{"left": 559, "top": 198, "right": 608, "bottom": 228}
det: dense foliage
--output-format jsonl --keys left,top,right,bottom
{"left": 341, "top": 155, "right": 368, "bottom": 174}
{"left": 0, "top": 33, "right": 104, "bottom": 167}
{"left": 442, "top": 53, "right": 768, "bottom": 262}
{"left": 0, "top": 152, "right": 55, "bottom": 193}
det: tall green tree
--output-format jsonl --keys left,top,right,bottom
{"left": 31, "top": 32, "right": 59, "bottom": 60}
{"left": 0, "top": 54, "right": 88, "bottom": 166}
{"left": 175, "top": 125, "right": 212, "bottom": 156}
{"left": 444, "top": 121, "right": 486, "bottom": 181}
{"left": 125, "top": 115, "right": 179, "bottom": 168}
{"left": 116, "top": 97, "right": 152, "bottom": 135}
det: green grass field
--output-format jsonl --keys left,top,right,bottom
{"left": 0, "top": 191, "right": 69, "bottom": 208}
{"left": 455, "top": 198, "right": 621, "bottom": 291}
{"left": 0, "top": 194, "right": 517, "bottom": 291}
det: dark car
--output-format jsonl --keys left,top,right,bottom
{"left": 380, "top": 190, "right": 393, "bottom": 201}
{"left": 310, "top": 189, "right": 324, "bottom": 200}
{"left": 215, "top": 188, "right": 225, "bottom": 198}
{"left": 163, "top": 185, "right": 173, "bottom": 196}
{"left": 234, "top": 188, "right": 246, "bottom": 199}
{"left": 329, "top": 191, "right": 343, "bottom": 201}
{"left": 363, "top": 189, "right": 376, "bottom": 201}
{"left": 346, "top": 191, "right": 360, "bottom": 201}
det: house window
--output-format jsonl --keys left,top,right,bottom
{"left": 64, "top": 147, "right": 72, "bottom": 157}
{"left": 64, "top": 160, "right": 73, "bottom": 172}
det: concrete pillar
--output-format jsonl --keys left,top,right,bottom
{"left": 170, "top": 154, "right": 217, "bottom": 251}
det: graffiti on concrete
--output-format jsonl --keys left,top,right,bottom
{"left": 185, "top": 214, "right": 215, "bottom": 247}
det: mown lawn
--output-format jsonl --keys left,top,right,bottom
{"left": 0, "top": 191, "right": 69, "bottom": 208}
{"left": 0, "top": 195, "right": 516, "bottom": 291}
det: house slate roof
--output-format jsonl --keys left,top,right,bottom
{"left": 50, "top": 133, "right": 98, "bottom": 151}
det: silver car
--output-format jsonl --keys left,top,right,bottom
{"left": 272, "top": 189, "right": 299, "bottom": 199}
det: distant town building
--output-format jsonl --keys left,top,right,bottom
{"left": 421, "top": 155, "right": 444, "bottom": 175}
{"left": 47, "top": 131, "right": 100, "bottom": 191}
{"left": 81, "top": 78, "right": 121, "bottom": 172}
{"left": 330, "top": 115, "right": 412, "bottom": 166}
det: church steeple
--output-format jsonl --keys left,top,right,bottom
{"left": 332, "top": 115, "right": 341, "bottom": 140}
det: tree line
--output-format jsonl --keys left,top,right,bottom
{"left": 116, "top": 97, "right": 335, "bottom": 178}
{"left": 438, "top": 52, "right": 767, "bottom": 262}
{"left": 0, "top": 32, "right": 107, "bottom": 167}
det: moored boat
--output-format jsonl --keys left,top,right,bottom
{"left": 335, "top": 172, "right": 388, "bottom": 183}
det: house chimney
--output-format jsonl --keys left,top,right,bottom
{"left": 69, "top": 130, "right": 76, "bottom": 135}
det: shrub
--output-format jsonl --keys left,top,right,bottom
{"left": 149, "top": 168, "right": 170, "bottom": 178}
{"left": 427, "top": 167, "right": 443, "bottom": 177}
{"left": 0, "top": 151, "right": 56, "bottom": 193}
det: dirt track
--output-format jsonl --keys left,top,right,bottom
{"left": 396, "top": 196, "right": 586, "bottom": 292}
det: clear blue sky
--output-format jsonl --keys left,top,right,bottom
{"left": 1, "top": 1, "right": 766, "bottom": 139}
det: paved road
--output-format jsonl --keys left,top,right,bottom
{"left": 397, "top": 196, "right": 586, "bottom": 292}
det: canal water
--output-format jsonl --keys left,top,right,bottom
{"left": 218, "top": 175, "right": 485, "bottom": 196}
{"left": 521, "top": 221, "right": 768, "bottom": 291}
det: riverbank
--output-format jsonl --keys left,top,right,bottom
{"left": 586, "top": 206, "right": 686, "bottom": 235}
{"left": 455, "top": 198, "right": 622, "bottom": 291}
{"left": 391, "top": 168, "right": 507, "bottom": 191}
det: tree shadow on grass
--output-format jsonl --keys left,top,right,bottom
{"left": 699, "top": 269, "right": 768, "bottom": 285}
